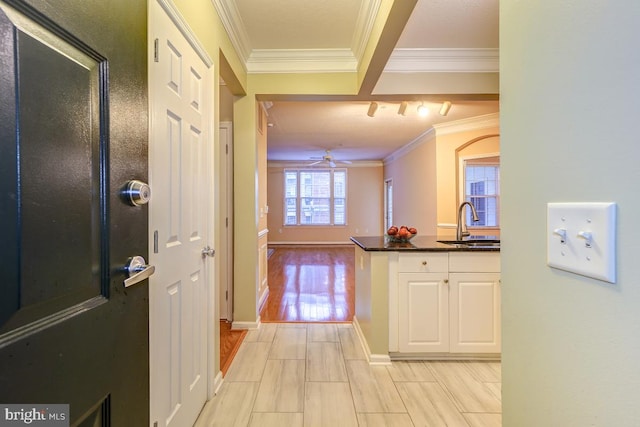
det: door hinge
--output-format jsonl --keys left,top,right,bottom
{"left": 226, "top": 290, "right": 228, "bottom": 301}
{"left": 226, "top": 143, "right": 229, "bottom": 155}
{"left": 153, "top": 422, "right": 158, "bottom": 427}
{"left": 226, "top": 217, "right": 229, "bottom": 227}
{"left": 154, "top": 38, "right": 159, "bottom": 62}
{"left": 153, "top": 230, "right": 159, "bottom": 254}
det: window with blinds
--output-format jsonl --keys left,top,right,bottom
{"left": 463, "top": 156, "right": 500, "bottom": 227}
{"left": 284, "top": 169, "right": 347, "bottom": 226}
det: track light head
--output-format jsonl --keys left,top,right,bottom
{"left": 397, "top": 101, "right": 408, "bottom": 116}
{"left": 417, "top": 103, "right": 429, "bottom": 117}
{"left": 439, "top": 101, "right": 452, "bottom": 116}
{"left": 367, "top": 101, "right": 378, "bottom": 117}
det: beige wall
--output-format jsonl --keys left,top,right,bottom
{"left": 434, "top": 122, "right": 500, "bottom": 236}
{"left": 383, "top": 132, "right": 438, "bottom": 235}
{"left": 502, "top": 1, "right": 640, "bottom": 425}
{"left": 267, "top": 164, "right": 384, "bottom": 244}
{"left": 219, "top": 83, "right": 234, "bottom": 122}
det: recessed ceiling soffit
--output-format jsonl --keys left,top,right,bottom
{"left": 212, "top": 0, "right": 498, "bottom": 74}
{"left": 212, "top": 0, "right": 381, "bottom": 73}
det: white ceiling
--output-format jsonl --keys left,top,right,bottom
{"left": 214, "top": 0, "right": 499, "bottom": 163}
{"left": 265, "top": 100, "right": 499, "bottom": 162}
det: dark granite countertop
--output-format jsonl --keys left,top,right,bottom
{"left": 350, "top": 235, "right": 500, "bottom": 252}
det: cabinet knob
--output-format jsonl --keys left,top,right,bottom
{"left": 421, "top": 261, "right": 427, "bottom": 266}
{"left": 444, "top": 279, "right": 449, "bottom": 285}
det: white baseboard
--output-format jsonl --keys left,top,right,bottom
{"left": 352, "top": 316, "right": 392, "bottom": 366}
{"left": 212, "top": 370, "right": 224, "bottom": 396}
{"left": 232, "top": 318, "right": 261, "bottom": 330}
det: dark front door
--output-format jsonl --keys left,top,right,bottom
{"left": 0, "top": 0, "right": 149, "bottom": 425}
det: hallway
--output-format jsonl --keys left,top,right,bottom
{"left": 260, "top": 247, "right": 355, "bottom": 322}
{"left": 197, "top": 323, "right": 501, "bottom": 426}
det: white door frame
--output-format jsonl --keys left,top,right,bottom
{"left": 219, "top": 121, "right": 233, "bottom": 322}
{"left": 148, "top": 0, "right": 219, "bottom": 425}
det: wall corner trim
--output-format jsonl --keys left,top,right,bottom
{"left": 353, "top": 316, "right": 392, "bottom": 366}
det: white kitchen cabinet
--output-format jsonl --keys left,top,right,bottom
{"left": 449, "top": 252, "right": 500, "bottom": 354}
{"left": 398, "top": 272, "right": 449, "bottom": 352}
{"left": 395, "top": 252, "right": 501, "bottom": 356}
{"left": 449, "top": 272, "right": 501, "bottom": 353}
{"left": 396, "top": 253, "right": 449, "bottom": 353}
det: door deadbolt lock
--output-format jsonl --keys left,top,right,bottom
{"left": 122, "top": 180, "right": 151, "bottom": 206}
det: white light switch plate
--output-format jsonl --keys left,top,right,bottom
{"left": 547, "top": 202, "right": 617, "bottom": 283}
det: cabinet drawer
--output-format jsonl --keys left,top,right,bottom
{"left": 449, "top": 252, "right": 500, "bottom": 272}
{"left": 398, "top": 253, "right": 448, "bottom": 273}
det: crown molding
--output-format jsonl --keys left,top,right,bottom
{"left": 246, "top": 49, "right": 357, "bottom": 73}
{"left": 213, "top": 0, "right": 381, "bottom": 74}
{"left": 432, "top": 112, "right": 500, "bottom": 135}
{"left": 351, "top": 0, "right": 382, "bottom": 62}
{"left": 384, "top": 113, "right": 500, "bottom": 164}
{"left": 384, "top": 48, "right": 499, "bottom": 73}
{"left": 211, "top": 0, "right": 251, "bottom": 66}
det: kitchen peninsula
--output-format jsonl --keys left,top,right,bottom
{"left": 350, "top": 235, "right": 501, "bottom": 364}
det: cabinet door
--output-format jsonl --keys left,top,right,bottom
{"left": 449, "top": 273, "right": 501, "bottom": 353}
{"left": 398, "top": 272, "right": 449, "bottom": 353}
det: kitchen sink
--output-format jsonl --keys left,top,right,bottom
{"left": 438, "top": 239, "right": 500, "bottom": 247}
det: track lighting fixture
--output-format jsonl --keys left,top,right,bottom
{"left": 367, "top": 101, "right": 378, "bottom": 117}
{"left": 417, "top": 103, "right": 429, "bottom": 117}
{"left": 439, "top": 101, "right": 452, "bottom": 116}
{"left": 397, "top": 101, "right": 408, "bottom": 116}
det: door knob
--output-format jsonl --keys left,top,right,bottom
{"left": 202, "top": 246, "right": 215, "bottom": 258}
{"left": 124, "top": 256, "right": 155, "bottom": 287}
{"left": 122, "top": 180, "right": 151, "bottom": 206}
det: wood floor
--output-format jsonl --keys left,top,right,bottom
{"left": 220, "top": 320, "right": 247, "bottom": 376}
{"left": 220, "top": 246, "right": 353, "bottom": 376}
{"left": 198, "top": 323, "right": 502, "bottom": 427}
{"left": 259, "top": 246, "right": 355, "bottom": 322}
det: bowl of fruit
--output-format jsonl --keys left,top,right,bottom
{"left": 386, "top": 225, "right": 418, "bottom": 242}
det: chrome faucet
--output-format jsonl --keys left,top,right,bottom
{"left": 456, "top": 201, "right": 479, "bottom": 240}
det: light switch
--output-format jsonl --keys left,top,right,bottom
{"left": 547, "top": 202, "right": 616, "bottom": 283}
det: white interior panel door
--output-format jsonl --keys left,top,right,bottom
{"left": 149, "top": 1, "right": 214, "bottom": 426}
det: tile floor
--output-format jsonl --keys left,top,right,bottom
{"left": 195, "top": 323, "right": 501, "bottom": 427}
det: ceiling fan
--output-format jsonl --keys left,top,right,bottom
{"left": 308, "top": 149, "right": 352, "bottom": 168}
